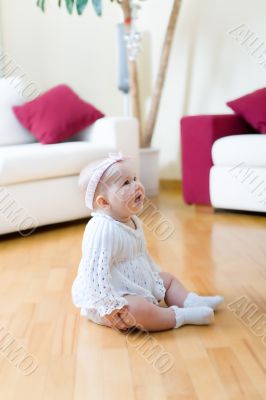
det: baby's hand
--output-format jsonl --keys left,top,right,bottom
{"left": 103, "top": 306, "right": 130, "bottom": 331}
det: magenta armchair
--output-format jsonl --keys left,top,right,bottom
{"left": 180, "top": 114, "right": 256, "bottom": 205}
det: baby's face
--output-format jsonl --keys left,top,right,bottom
{"left": 101, "top": 160, "right": 145, "bottom": 218}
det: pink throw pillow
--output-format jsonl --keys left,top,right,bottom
{"left": 227, "top": 88, "right": 266, "bottom": 133}
{"left": 13, "top": 84, "right": 104, "bottom": 144}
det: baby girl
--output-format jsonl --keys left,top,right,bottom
{"left": 72, "top": 152, "right": 223, "bottom": 332}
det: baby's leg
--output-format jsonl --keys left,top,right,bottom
{"left": 160, "top": 272, "right": 224, "bottom": 310}
{"left": 122, "top": 294, "right": 176, "bottom": 332}
{"left": 121, "top": 295, "right": 213, "bottom": 332}
{"left": 160, "top": 272, "right": 189, "bottom": 307}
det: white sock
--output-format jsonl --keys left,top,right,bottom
{"left": 183, "top": 292, "right": 224, "bottom": 310}
{"left": 169, "top": 305, "right": 214, "bottom": 328}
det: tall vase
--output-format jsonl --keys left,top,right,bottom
{"left": 139, "top": 147, "right": 159, "bottom": 197}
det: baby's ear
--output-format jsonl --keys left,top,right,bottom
{"left": 95, "top": 195, "right": 110, "bottom": 210}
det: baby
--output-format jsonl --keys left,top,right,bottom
{"left": 71, "top": 152, "right": 223, "bottom": 332}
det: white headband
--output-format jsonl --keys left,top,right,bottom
{"left": 85, "top": 152, "right": 131, "bottom": 210}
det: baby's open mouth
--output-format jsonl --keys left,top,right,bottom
{"left": 134, "top": 193, "right": 143, "bottom": 204}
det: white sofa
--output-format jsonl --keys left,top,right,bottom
{"left": 0, "top": 117, "right": 139, "bottom": 236}
{"left": 210, "top": 134, "right": 266, "bottom": 212}
{"left": 181, "top": 114, "right": 266, "bottom": 213}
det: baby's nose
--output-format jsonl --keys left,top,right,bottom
{"left": 134, "top": 180, "right": 144, "bottom": 194}
{"left": 133, "top": 180, "right": 141, "bottom": 189}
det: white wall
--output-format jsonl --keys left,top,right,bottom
{"left": 1, "top": 0, "right": 266, "bottom": 178}
{"left": 139, "top": 0, "right": 266, "bottom": 178}
{"left": 0, "top": 0, "right": 122, "bottom": 113}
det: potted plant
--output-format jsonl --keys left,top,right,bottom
{"left": 37, "top": 0, "right": 182, "bottom": 195}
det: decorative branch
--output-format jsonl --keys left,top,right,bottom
{"left": 144, "top": 0, "right": 182, "bottom": 148}
{"left": 120, "top": 0, "right": 143, "bottom": 144}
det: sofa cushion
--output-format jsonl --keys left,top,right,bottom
{"left": 0, "top": 78, "right": 37, "bottom": 146}
{"left": 212, "top": 134, "right": 266, "bottom": 167}
{"left": 0, "top": 141, "right": 112, "bottom": 185}
{"left": 13, "top": 84, "right": 104, "bottom": 144}
{"left": 227, "top": 88, "right": 266, "bottom": 133}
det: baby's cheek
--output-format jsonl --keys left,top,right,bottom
{"left": 118, "top": 187, "right": 134, "bottom": 202}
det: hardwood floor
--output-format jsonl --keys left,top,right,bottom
{"left": 0, "top": 188, "right": 265, "bottom": 400}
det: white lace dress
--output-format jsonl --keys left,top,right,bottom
{"left": 71, "top": 212, "right": 166, "bottom": 325}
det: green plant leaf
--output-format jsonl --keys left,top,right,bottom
{"left": 65, "top": 0, "right": 74, "bottom": 14}
{"left": 92, "top": 0, "right": 102, "bottom": 16}
{"left": 76, "top": 0, "right": 89, "bottom": 15}
{"left": 37, "top": 0, "right": 46, "bottom": 12}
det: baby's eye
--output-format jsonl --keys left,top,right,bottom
{"left": 123, "top": 180, "right": 130, "bottom": 186}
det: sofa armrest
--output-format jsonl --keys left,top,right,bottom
{"left": 82, "top": 117, "right": 139, "bottom": 175}
{"left": 181, "top": 114, "right": 255, "bottom": 205}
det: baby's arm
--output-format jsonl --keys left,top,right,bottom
{"left": 82, "top": 247, "right": 128, "bottom": 315}
{"left": 72, "top": 222, "right": 130, "bottom": 329}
